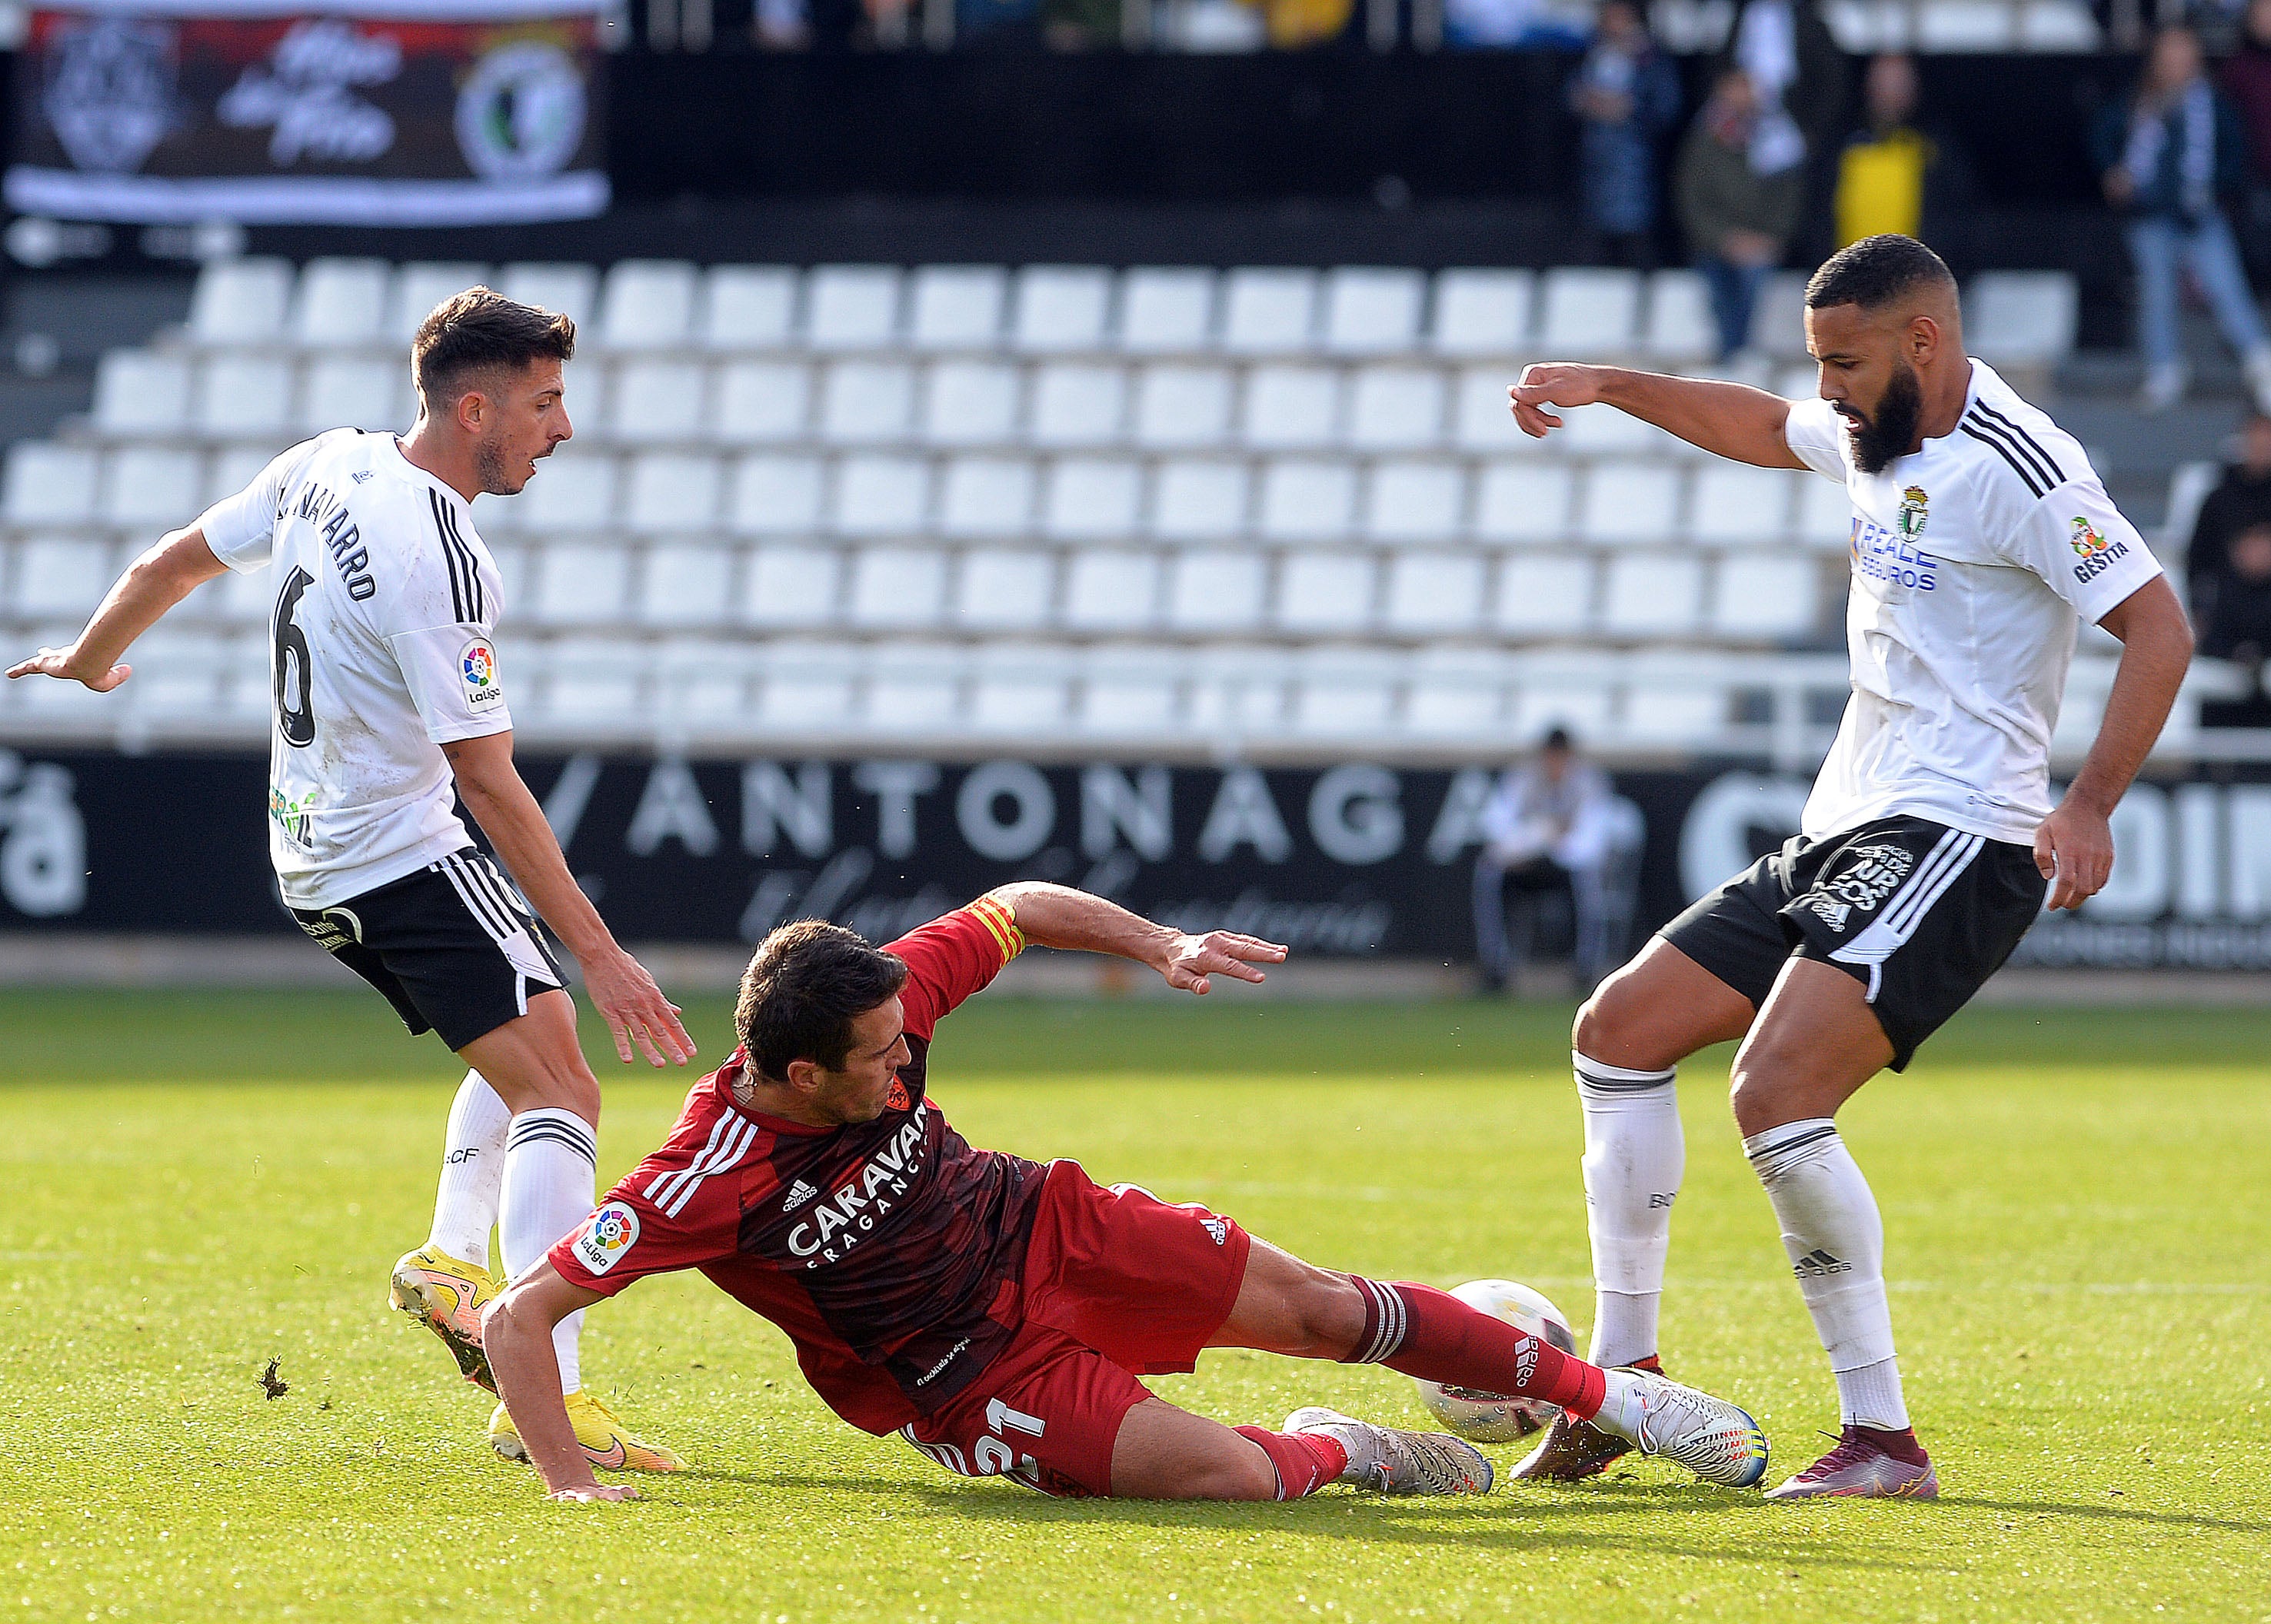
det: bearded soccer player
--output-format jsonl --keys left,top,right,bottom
{"left": 7, "top": 288, "right": 695, "bottom": 1469}
{"left": 1506, "top": 234, "right": 2192, "bottom": 1498}
{"left": 479, "top": 887, "right": 1773, "bottom": 1503}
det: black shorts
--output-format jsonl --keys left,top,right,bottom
{"left": 289, "top": 848, "right": 565, "bottom": 1052}
{"left": 1660, "top": 815, "right": 2046, "bottom": 1071}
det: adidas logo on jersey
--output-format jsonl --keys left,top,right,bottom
{"left": 781, "top": 1179, "right": 818, "bottom": 1213}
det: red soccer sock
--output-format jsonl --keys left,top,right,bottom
{"left": 1233, "top": 1426, "right": 1348, "bottom": 1500}
{"left": 1856, "top": 1423, "right": 1929, "bottom": 1466}
{"left": 1345, "top": 1276, "right": 1608, "bottom": 1420}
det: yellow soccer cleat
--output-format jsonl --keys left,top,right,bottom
{"left": 388, "top": 1245, "right": 498, "bottom": 1393}
{"left": 489, "top": 1391, "right": 684, "bottom": 1473}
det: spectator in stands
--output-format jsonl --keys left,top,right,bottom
{"left": 2200, "top": 522, "right": 2271, "bottom": 724}
{"left": 1470, "top": 729, "right": 1630, "bottom": 995}
{"left": 1677, "top": 68, "right": 1806, "bottom": 360}
{"left": 1712, "top": 0, "right": 1846, "bottom": 259}
{"left": 1833, "top": 53, "right": 1976, "bottom": 266}
{"left": 2219, "top": 0, "right": 2271, "bottom": 280}
{"left": 2093, "top": 24, "right": 2271, "bottom": 414}
{"left": 1239, "top": 0, "right": 1355, "bottom": 48}
{"left": 2186, "top": 410, "right": 2271, "bottom": 625}
{"left": 1570, "top": 0, "right": 1683, "bottom": 268}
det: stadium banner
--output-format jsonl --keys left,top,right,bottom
{"left": 5, "top": 748, "right": 2271, "bottom": 967}
{"left": 6, "top": 0, "right": 608, "bottom": 225}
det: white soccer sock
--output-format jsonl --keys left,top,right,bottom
{"left": 1575, "top": 1053, "right": 1683, "bottom": 1369}
{"left": 501, "top": 1107, "right": 598, "bottom": 1397}
{"left": 1743, "top": 1117, "right": 1910, "bottom": 1430}
{"left": 427, "top": 1070, "right": 511, "bottom": 1267}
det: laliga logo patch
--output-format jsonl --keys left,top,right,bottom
{"left": 1896, "top": 484, "right": 1929, "bottom": 539}
{"left": 459, "top": 637, "right": 504, "bottom": 711}
{"left": 571, "top": 1201, "right": 639, "bottom": 1275}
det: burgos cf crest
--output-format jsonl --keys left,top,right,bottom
{"left": 2070, "top": 516, "right": 2109, "bottom": 557}
{"left": 1896, "top": 485, "right": 1929, "bottom": 539}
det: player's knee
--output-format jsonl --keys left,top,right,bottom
{"left": 1727, "top": 1045, "right": 1800, "bottom": 1136}
{"left": 1573, "top": 969, "right": 1640, "bottom": 1058}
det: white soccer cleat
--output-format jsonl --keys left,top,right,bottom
{"left": 1283, "top": 1406, "right": 1494, "bottom": 1496}
{"left": 1592, "top": 1370, "right": 1770, "bottom": 1489}
{"left": 1763, "top": 1428, "right": 1939, "bottom": 1500}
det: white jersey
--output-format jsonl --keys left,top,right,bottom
{"left": 201, "top": 429, "right": 511, "bottom": 910}
{"left": 1781, "top": 361, "right": 2164, "bottom": 847}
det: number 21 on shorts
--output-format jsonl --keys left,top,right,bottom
{"left": 974, "top": 1396, "right": 1045, "bottom": 1475}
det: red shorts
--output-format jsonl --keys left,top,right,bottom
{"left": 898, "top": 1160, "right": 1251, "bottom": 1498}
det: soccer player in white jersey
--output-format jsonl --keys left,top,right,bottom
{"left": 7, "top": 288, "right": 697, "bottom": 1472}
{"left": 1502, "top": 235, "right": 2193, "bottom": 1498}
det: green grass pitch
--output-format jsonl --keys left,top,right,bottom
{"left": 5, "top": 987, "right": 2267, "bottom": 1622}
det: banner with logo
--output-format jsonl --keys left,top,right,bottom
{"left": 7, "top": 0, "right": 608, "bottom": 225}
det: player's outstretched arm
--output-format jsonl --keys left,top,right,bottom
{"left": 2035, "top": 576, "right": 2194, "bottom": 911}
{"left": 987, "top": 881, "right": 1288, "bottom": 995}
{"left": 442, "top": 731, "right": 697, "bottom": 1067}
{"left": 5, "top": 526, "right": 227, "bottom": 691}
{"left": 483, "top": 1262, "right": 631, "bottom": 1502}
{"left": 1509, "top": 364, "right": 1808, "bottom": 470}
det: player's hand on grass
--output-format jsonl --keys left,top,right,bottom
{"left": 2033, "top": 800, "right": 2113, "bottom": 911}
{"left": 1155, "top": 930, "right": 1289, "bottom": 995}
{"left": 578, "top": 945, "right": 697, "bottom": 1067}
{"left": 1509, "top": 364, "right": 1609, "bottom": 438}
{"left": 548, "top": 1483, "right": 641, "bottom": 1504}
{"left": 5, "top": 644, "right": 130, "bottom": 691}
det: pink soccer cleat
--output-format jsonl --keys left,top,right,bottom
{"left": 1764, "top": 1427, "right": 1940, "bottom": 1500}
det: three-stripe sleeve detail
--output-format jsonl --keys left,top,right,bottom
{"left": 507, "top": 1110, "right": 597, "bottom": 1166}
{"left": 644, "top": 1113, "right": 758, "bottom": 1218}
{"left": 435, "top": 852, "right": 517, "bottom": 940}
{"left": 964, "top": 895, "right": 1027, "bottom": 965}
{"left": 1352, "top": 1277, "right": 1409, "bottom": 1364}
{"left": 428, "top": 488, "right": 485, "bottom": 624}
{"left": 1960, "top": 405, "right": 2064, "bottom": 500}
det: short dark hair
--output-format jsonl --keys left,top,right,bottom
{"left": 735, "top": 920, "right": 911, "bottom": 1082}
{"left": 1543, "top": 726, "right": 1574, "bottom": 751}
{"left": 1804, "top": 235, "right": 1956, "bottom": 314}
{"left": 411, "top": 285, "right": 575, "bottom": 407}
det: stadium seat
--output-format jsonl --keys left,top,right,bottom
{"left": 954, "top": 548, "right": 1056, "bottom": 630}
{"left": 1345, "top": 366, "right": 1444, "bottom": 451}
{"left": 865, "top": 642, "right": 968, "bottom": 734}
{"left": 1622, "top": 654, "right": 1733, "bottom": 744}
{"left": 654, "top": 637, "right": 760, "bottom": 724}
{"left": 5, "top": 444, "right": 99, "bottom": 525}
{"left": 742, "top": 544, "right": 841, "bottom": 627}
{"left": 121, "top": 629, "right": 227, "bottom": 721}
{"left": 1274, "top": 551, "right": 1375, "bottom": 631}
{"left": 624, "top": 451, "right": 724, "bottom": 531}
{"left": 699, "top": 265, "right": 799, "bottom": 351}
{"left": 728, "top": 453, "right": 825, "bottom": 534}
{"left": 938, "top": 456, "right": 1037, "bottom": 537}
{"left": 909, "top": 266, "right": 1007, "bottom": 350}
{"left": 516, "top": 453, "right": 617, "bottom": 534}
{"left": 1133, "top": 364, "right": 1234, "bottom": 448}
{"left": 188, "top": 258, "right": 292, "bottom": 347}
{"left": 7, "top": 535, "right": 112, "bottom": 617}
{"left": 2019, "top": 0, "right": 2100, "bottom": 48}
{"left": 848, "top": 546, "right": 948, "bottom": 627}
{"left": 486, "top": 541, "right": 528, "bottom": 604}
{"left": 715, "top": 360, "right": 811, "bottom": 443}
{"left": 1561, "top": 403, "right": 1669, "bottom": 455}
{"left": 1450, "top": 366, "right": 1529, "bottom": 452}
{"left": 806, "top": 265, "right": 903, "bottom": 350}
{"left": 1579, "top": 461, "right": 1683, "bottom": 546}
{"left": 1538, "top": 268, "right": 1642, "bottom": 355}
{"left": 1150, "top": 459, "right": 1248, "bottom": 539}
{"left": 1188, "top": 646, "right": 1290, "bottom": 734}
{"left": 535, "top": 636, "right": 645, "bottom": 730}
{"left": 971, "top": 644, "right": 1072, "bottom": 734}
{"left": 607, "top": 358, "right": 708, "bottom": 444}
{"left": 387, "top": 262, "right": 488, "bottom": 344}
{"left": 92, "top": 351, "right": 192, "bottom": 437}
{"left": 1257, "top": 460, "right": 1357, "bottom": 541}
{"left": 1753, "top": 272, "right": 1812, "bottom": 360}
{"left": 498, "top": 263, "right": 598, "bottom": 329}
{"left": 204, "top": 446, "right": 274, "bottom": 508}
{"left": 1322, "top": 268, "right": 1424, "bottom": 354}
{"left": 1690, "top": 463, "right": 1799, "bottom": 544}
{"left": 1078, "top": 645, "right": 1184, "bottom": 736}
{"left": 1968, "top": 271, "right": 2079, "bottom": 367}
{"left": 2160, "top": 460, "right": 2221, "bottom": 554}
{"left": 1711, "top": 554, "right": 1823, "bottom": 640}
{"left": 1382, "top": 551, "right": 1486, "bottom": 634}
{"left": 1010, "top": 265, "right": 1112, "bottom": 352}
{"left": 1029, "top": 363, "right": 1127, "bottom": 447}
{"left": 98, "top": 447, "right": 203, "bottom": 528}
{"left": 1291, "top": 645, "right": 1400, "bottom": 737}
{"left": 1473, "top": 464, "right": 1575, "bottom": 544}
{"left": 1407, "top": 645, "right": 1510, "bottom": 737}
{"left": 1164, "top": 547, "right": 1267, "bottom": 632}
{"left": 529, "top": 543, "right": 631, "bottom": 627}
{"left": 193, "top": 355, "right": 294, "bottom": 438}
{"left": 1117, "top": 268, "right": 1217, "bottom": 352}
{"left": 1064, "top": 550, "right": 1163, "bottom": 631}
{"left": 819, "top": 361, "right": 917, "bottom": 443}
{"left": 1510, "top": 651, "right": 1617, "bottom": 738}
{"left": 211, "top": 559, "right": 275, "bottom": 626}
{"left": 1916, "top": 0, "right": 2016, "bottom": 49}
{"left": 1493, "top": 554, "right": 1593, "bottom": 635}
{"left": 638, "top": 542, "right": 735, "bottom": 627}
{"left": 922, "top": 360, "right": 1021, "bottom": 445}
{"left": 291, "top": 258, "right": 388, "bottom": 349}
{"left": 1221, "top": 268, "right": 1318, "bottom": 354}
{"left": 1430, "top": 269, "right": 1533, "bottom": 356}
{"left": 1642, "top": 270, "right": 1717, "bottom": 363}
{"left": 1364, "top": 461, "right": 1464, "bottom": 541}
{"left": 831, "top": 455, "right": 931, "bottom": 535}
{"left": 758, "top": 637, "right": 858, "bottom": 729}
{"left": 300, "top": 355, "right": 405, "bottom": 434}
{"left": 1600, "top": 553, "right": 1704, "bottom": 636}
{"left": 1043, "top": 458, "right": 1142, "bottom": 538}
{"left": 1796, "top": 472, "right": 1856, "bottom": 547}
{"left": 1241, "top": 365, "right": 1340, "bottom": 449}
{"left": 598, "top": 260, "right": 698, "bottom": 351}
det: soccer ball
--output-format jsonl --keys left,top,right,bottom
{"left": 1410, "top": 1279, "right": 1579, "bottom": 1443}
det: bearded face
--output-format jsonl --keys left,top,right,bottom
{"left": 1840, "top": 357, "right": 1923, "bottom": 474}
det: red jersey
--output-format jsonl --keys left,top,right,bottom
{"left": 549, "top": 897, "right": 1051, "bottom": 1434}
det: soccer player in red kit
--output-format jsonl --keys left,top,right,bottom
{"left": 482, "top": 884, "right": 1772, "bottom": 1504}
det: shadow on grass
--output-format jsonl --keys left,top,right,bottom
{"left": 1946, "top": 1495, "right": 2270, "bottom": 1536}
